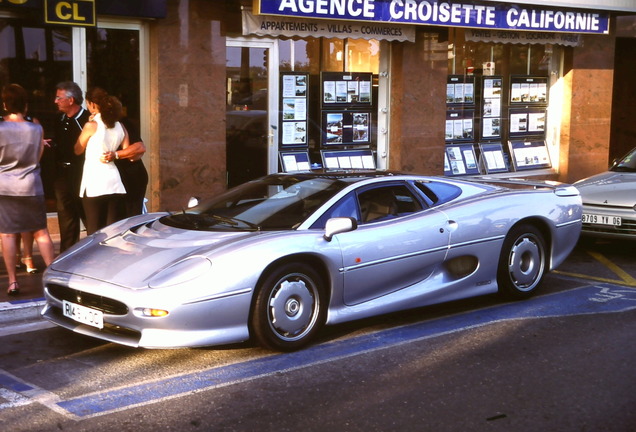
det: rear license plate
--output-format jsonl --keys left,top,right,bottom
{"left": 582, "top": 214, "right": 621, "bottom": 226}
{"left": 63, "top": 300, "right": 104, "bottom": 329}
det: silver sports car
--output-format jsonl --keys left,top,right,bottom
{"left": 41, "top": 172, "right": 582, "bottom": 351}
{"left": 574, "top": 147, "right": 636, "bottom": 240}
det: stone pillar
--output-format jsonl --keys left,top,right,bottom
{"left": 151, "top": 0, "right": 229, "bottom": 211}
{"left": 559, "top": 34, "right": 615, "bottom": 184}
{"left": 389, "top": 30, "right": 448, "bottom": 174}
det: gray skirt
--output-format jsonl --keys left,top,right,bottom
{"left": 0, "top": 195, "right": 48, "bottom": 233}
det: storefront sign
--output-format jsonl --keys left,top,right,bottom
{"left": 466, "top": 29, "right": 582, "bottom": 46}
{"left": 243, "top": 9, "right": 414, "bottom": 41}
{"left": 0, "top": 0, "right": 167, "bottom": 20}
{"left": 254, "top": 0, "right": 610, "bottom": 34}
{"left": 45, "top": 0, "right": 95, "bottom": 27}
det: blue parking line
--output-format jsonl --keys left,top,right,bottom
{"left": 0, "top": 373, "right": 34, "bottom": 393}
{"left": 58, "top": 283, "right": 636, "bottom": 418}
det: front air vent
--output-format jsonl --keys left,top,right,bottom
{"left": 47, "top": 284, "right": 129, "bottom": 315}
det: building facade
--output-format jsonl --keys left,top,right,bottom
{"left": 1, "top": 0, "right": 635, "bottom": 212}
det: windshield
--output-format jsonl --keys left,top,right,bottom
{"left": 161, "top": 175, "right": 352, "bottom": 231}
{"left": 611, "top": 147, "right": 636, "bottom": 172}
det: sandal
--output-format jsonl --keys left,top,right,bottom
{"left": 21, "top": 256, "right": 38, "bottom": 274}
{"left": 7, "top": 282, "right": 19, "bottom": 296}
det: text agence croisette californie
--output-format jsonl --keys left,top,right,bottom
{"left": 275, "top": 0, "right": 603, "bottom": 32}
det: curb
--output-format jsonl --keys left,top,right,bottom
{"left": 0, "top": 298, "right": 46, "bottom": 326}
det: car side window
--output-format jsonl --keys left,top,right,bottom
{"left": 310, "top": 193, "right": 359, "bottom": 229}
{"left": 358, "top": 185, "right": 423, "bottom": 224}
{"left": 413, "top": 180, "right": 462, "bottom": 206}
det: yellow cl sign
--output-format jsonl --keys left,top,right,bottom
{"left": 45, "top": 0, "right": 95, "bottom": 26}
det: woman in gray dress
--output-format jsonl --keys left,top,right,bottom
{"left": 0, "top": 84, "right": 56, "bottom": 295}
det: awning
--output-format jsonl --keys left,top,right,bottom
{"left": 466, "top": 29, "right": 582, "bottom": 46}
{"left": 242, "top": 10, "right": 416, "bottom": 42}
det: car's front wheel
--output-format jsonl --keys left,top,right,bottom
{"left": 497, "top": 224, "right": 547, "bottom": 299}
{"left": 252, "top": 263, "right": 326, "bottom": 351}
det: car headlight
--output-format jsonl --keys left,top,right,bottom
{"left": 148, "top": 256, "right": 212, "bottom": 289}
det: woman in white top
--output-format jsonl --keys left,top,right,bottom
{"left": 74, "top": 88, "right": 130, "bottom": 235}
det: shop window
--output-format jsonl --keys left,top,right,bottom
{"left": 449, "top": 38, "right": 548, "bottom": 76}
{"left": 345, "top": 39, "right": 380, "bottom": 74}
{"left": 446, "top": 28, "right": 554, "bottom": 176}
{"left": 0, "top": 19, "right": 73, "bottom": 208}
{"left": 0, "top": 20, "right": 72, "bottom": 131}
{"left": 322, "top": 39, "right": 345, "bottom": 72}
{"left": 86, "top": 28, "right": 141, "bottom": 124}
{"left": 278, "top": 38, "right": 380, "bottom": 169}
{"left": 280, "top": 38, "right": 379, "bottom": 74}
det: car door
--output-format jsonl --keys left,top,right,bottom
{"left": 333, "top": 183, "right": 451, "bottom": 306}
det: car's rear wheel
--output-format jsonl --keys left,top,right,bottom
{"left": 497, "top": 224, "right": 547, "bottom": 299}
{"left": 252, "top": 263, "right": 326, "bottom": 351}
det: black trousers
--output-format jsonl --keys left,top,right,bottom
{"left": 117, "top": 160, "right": 149, "bottom": 218}
{"left": 53, "top": 166, "right": 84, "bottom": 252}
{"left": 82, "top": 194, "right": 124, "bottom": 236}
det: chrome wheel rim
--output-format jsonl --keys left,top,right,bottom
{"left": 268, "top": 274, "right": 319, "bottom": 342}
{"left": 508, "top": 234, "right": 545, "bottom": 291}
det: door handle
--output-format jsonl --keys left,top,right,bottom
{"left": 446, "top": 220, "right": 459, "bottom": 233}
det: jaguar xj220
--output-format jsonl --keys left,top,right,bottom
{"left": 41, "top": 171, "right": 582, "bottom": 351}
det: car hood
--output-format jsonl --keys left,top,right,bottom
{"left": 48, "top": 217, "right": 265, "bottom": 288}
{"left": 574, "top": 172, "right": 636, "bottom": 206}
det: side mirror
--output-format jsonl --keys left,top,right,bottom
{"left": 324, "top": 217, "right": 357, "bottom": 242}
{"left": 187, "top": 197, "right": 200, "bottom": 208}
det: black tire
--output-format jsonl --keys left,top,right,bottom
{"left": 497, "top": 224, "right": 547, "bottom": 299}
{"left": 251, "top": 263, "right": 326, "bottom": 351}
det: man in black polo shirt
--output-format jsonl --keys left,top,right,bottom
{"left": 51, "top": 81, "right": 90, "bottom": 252}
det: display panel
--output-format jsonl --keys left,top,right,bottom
{"left": 481, "top": 76, "right": 503, "bottom": 139}
{"left": 446, "top": 75, "right": 475, "bottom": 105}
{"left": 479, "top": 142, "right": 509, "bottom": 174}
{"left": 280, "top": 151, "right": 311, "bottom": 172}
{"left": 444, "top": 144, "right": 480, "bottom": 176}
{"left": 279, "top": 72, "right": 309, "bottom": 147}
{"left": 510, "top": 76, "right": 548, "bottom": 104}
{"left": 321, "top": 149, "right": 376, "bottom": 170}
{"left": 509, "top": 140, "right": 551, "bottom": 171}
{"left": 321, "top": 72, "right": 373, "bottom": 107}
{"left": 322, "top": 110, "right": 371, "bottom": 145}
{"left": 445, "top": 109, "right": 474, "bottom": 142}
{"left": 508, "top": 107, "right": 547, "bottom": 137}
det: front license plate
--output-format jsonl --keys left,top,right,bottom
{"left": 63, "top": 300, "right": 104, "bottom": 329}
{"left": 582, "top": 213, "right": 622, "bottom": 226}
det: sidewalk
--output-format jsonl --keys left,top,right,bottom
{"left": 0, "top": 217, "right": 63, "bottom": 326}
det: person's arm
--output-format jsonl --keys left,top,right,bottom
{"left": 74, "top": 121, "right": 96, "bottom": 155}
{"left": 102, "top": 127, "right": 131, "bottom": 163}
{"left": 115, "top": 140, "right": 145, "bottom": 161}
{"left": 33, "top": 120, "right": 46, "bottom": 160}
{"left": 107, "top": 121, "right": 145, "bottom": 162}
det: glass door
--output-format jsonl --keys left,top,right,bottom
{"left": 226, "top": 38, "right": 279, "bottom": 187}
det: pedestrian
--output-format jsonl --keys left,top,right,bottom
{"left": 0, "top": 84, "right": 56, "bottom": 295}
{"left": 51, "top": 81, "right": 90, "bottom": 252}
{"left": 107, "top": 116, "right": 148, "bottom": 217}
{"left": 1, "top": 110, "right": 42, "bottom": 274}
{"left": 74, "top": 87, "right": 129, "bottom": 235}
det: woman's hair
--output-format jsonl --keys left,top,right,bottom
{"left": 2, "top": 83, "right": 28, "bottom": 115}
{"left": 85, "top": 87, "right": 123, "bottom": 128}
